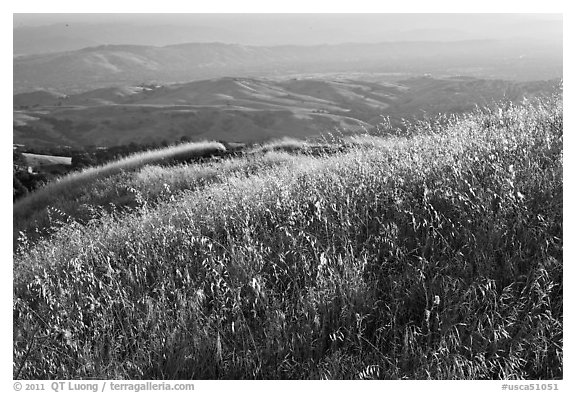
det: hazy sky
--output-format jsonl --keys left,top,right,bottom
{"left": 13, "top": 13, "right": 562, "bottom": 27}
{"left": 14, "top": 14, "right": 562, "bottom": 47}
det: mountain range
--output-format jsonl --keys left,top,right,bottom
{"left": 14, "top": 40, "right": 562, "bottom": 94}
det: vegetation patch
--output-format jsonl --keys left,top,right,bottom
{"left": 14, "top": 141, "right": 226, "bottom": 240}
{"left": 14, "top": 95, "right": 562, "bottom": 379}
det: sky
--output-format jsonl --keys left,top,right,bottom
{"left": 13, "top": 13, "right": 563, "bottom": 51}
{"left": 13, "top": 13, "right": 562, "bottom": 27}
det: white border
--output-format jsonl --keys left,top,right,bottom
{"left": 4, "top": 2, "right": 571, "bottom": 391}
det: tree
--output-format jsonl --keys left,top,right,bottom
{"left": 71, "top": 152, "right": 96, "bottom": 169}
{"left": 13, "top": 174, "right": 28, "bottom": 201}
{"left": 13, "top": 150, "right": 27, "bottom": 168}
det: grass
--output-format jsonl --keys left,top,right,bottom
{"left": 249, "top": 137, "right": 310, "bottom": 153}
{"left": 13, "top": 141, "right": 227, "bottom": 244}
{"left": 22, "top": 153, "right": 72, "bottom": 167}
{"left": 13, "top": 94, "right": 562, "bottom": 379}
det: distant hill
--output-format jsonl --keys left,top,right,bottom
{"left": 13, "top": 76, "right": 560, "bottom": 148}
{"left": 22, "top": 153, "right": 72, "bottom": 167}
{"left": 13, "top": 90, "right": 65, "bottom": 107}
{"left": 14, "top": 40, "right": 562, "bottom": 94}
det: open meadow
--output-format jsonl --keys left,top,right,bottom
{"left": 13, "top": 93, "right": 562, "bottom": 379}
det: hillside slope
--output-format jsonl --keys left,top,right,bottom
{"left": 13, "top": 76, "right": 559, "bottom": 148}
{"left": 14, "top": 94, "right": 562, "bottom": 379}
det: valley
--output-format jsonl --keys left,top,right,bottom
{"left": 13, "top": 75, "right": 560, "bottom": 148}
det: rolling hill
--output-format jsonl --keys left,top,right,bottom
{"left": 13, "top": 76, "right": 560, "bottom": 148}
{"left": 14, "top": 40, "right": 562, "bottom": 94}
{"left": 13, "top": 94, "right": 563, "bottom": 379}
{"left": 13, "top": 90, "right": 66, "bottom": 107}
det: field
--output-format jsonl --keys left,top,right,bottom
{"left": 13, "top": 94, "right": 562, "bottom": 379}
{"left": 22, "top": 153, "right": 72, "bottom": 167}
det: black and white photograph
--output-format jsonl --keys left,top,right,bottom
{"left": 11, "top": 4, "right": 565, "bottom": 386}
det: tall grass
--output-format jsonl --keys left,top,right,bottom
{"left": 13, "top": 95, "right": 562, "bottom": 379}
{"left": 249, "top": 137, "right": 310, "bottom": 154}
{"left": 14, "top": 141, "right": 227, "bottom": 244}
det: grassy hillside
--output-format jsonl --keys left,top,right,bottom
{"left": 13, "top": 95, "right": 562, "bottom": 379}
{"left": 14, "top": 152, "right": 316, "bottom": 249}
{"left": 13, "top": 77, "right": 559, "bottom": 148}
{"left": 14, "top": 141, "right": 227, "bottom": 243}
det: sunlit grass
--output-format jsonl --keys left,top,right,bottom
{"left": 13, "top": 141, "right": 226, "bottom": 242}
{"left": 13, "top": 94, "right": 562, "bottom": 379}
